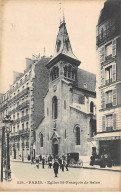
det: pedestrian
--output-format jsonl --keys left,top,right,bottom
{"left": 39, "top": 154, "right": 42, "bottom": 162}
{"left": 58, "top": 157, "right": 62, "bottom": 169}
{"left": 65, "top": 160, "right": 69, "bottom": 171}
{"left": 48, "top": 160, "right": 52, "bottom": 168}
{"left": 36, "top": 158, "right": 39, "bottom": 169}
{"left": 42, "top": 157, "right": 45, "bottom": 168}
{"left": 45, "top": 155, "right": 48, "bottom": 164}
{"left": 53, "top": 159, "right": 60, "bottom": 177}
{"left": 61, "top": 158, "right": 65, "bottom": 172}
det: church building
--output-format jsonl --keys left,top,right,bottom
{"left": 35, "top": 17, "right": 96, "bottom": 158}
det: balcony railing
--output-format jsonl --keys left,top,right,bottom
{"left": 96, "top": 25, "right": 119, "bottom": 46}
{"left": 106, "top": 103, "right": 112, "bottom": 108}
{"left": 16, "top": 100, "right": 30, "bottom": 111}
{"left": 106, "top": 126, "right": 113, "bottom": 131}
{"left": 8, "top": 87, "right": 30, "bottom": 105}
{"left": 9, "top": 75, "right": 30, "bottom": 94}
{"left": 0, "top": 103, "right": 8, "bottom": 112}
{"left": 8, "top": 100, "right": 30, "bottom": 115}
{"left": 19, "top": 128, "right": 30, "bottom": 135}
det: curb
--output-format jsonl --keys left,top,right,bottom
{"left": 11, "top": 160, "right": 121, "bottom": 172}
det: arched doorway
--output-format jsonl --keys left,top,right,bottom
{"left": 52, "top": 138, "right": 58, "bottom": 156}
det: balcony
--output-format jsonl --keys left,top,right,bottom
{"left": 0, "top": 103, "right": 8, "bottom": 112}
{"left": 8, "top": 87, "right": 30, "bottom": 105}
{"left": 106, "top": 103, "right": 112, "bottom": 108}
{"left": 9, "top": 75, "right": 30, "bottom": 94}
{"left": 16, "top": 100, "right": 30, "bottom": 111}
{"left": 96, "top": 25, "right": 119, "bottom": 47}
{"left": 19, "top": 128, "right": 30, "bottom": 135}
{"left": 106, "top": 126, "right": 113, "bottom": 131}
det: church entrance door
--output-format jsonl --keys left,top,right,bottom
{"left": 52, "top": 138, "right": 58, "bottom": 157}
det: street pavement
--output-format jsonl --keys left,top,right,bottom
{"left": 1, "top": 161, "right": 120, "bottom": 191}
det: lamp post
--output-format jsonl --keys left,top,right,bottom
{"left": 1, "top": 125, "right": 5, "bottom": 182}
{"left": 2, "top": 115, "right": 13, "bottom": 181}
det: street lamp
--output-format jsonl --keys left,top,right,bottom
{"left": 2, "top": 115, "right": 13, "bottom": 181}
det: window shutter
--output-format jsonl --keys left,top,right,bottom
{"left": 101, "top": 92, "right": 105, "bottom": 109}
{"left": 112, "top": 63, "right": 116, "bottom": 82}
{"left": 101, "top": 68, "right": 105, "bottom": 86}
{"left": 113, "top": 114, "right": 116, "bottom": 130}
{"left": 113, "top": 88, "right": 117, "bottom": 106}
{"left": 112, "top": 39, "right": 116, "bottom": 57}
{"left": 102, "top": 46, "right": 105, "bottom": 63}
{"left": 102, "top": 116, "right": 106, "bottom": 131}
{"left": 99, "top": 46, "right": 105, "bottom": 63}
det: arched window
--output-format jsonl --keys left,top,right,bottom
{"left": 67, "top": 66, "right": 71, "bottom": 78}
{"left": 64, "top": 66, "right": 67, "bottom": 77}
{"left": 51, "top": 67, "right": 59, "bottom": 81}
{"left": 90, "top": 101, "right": 94, "bottom": 113}
{"left": 75, "top": 126, "right": 80, "bottom": 145}
{"left": 52, "top": 96, "right": 58, "bottom": 119}
{"left": 40, "top": 133, "right": 43, "bottom": 147}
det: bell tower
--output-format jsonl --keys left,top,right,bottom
{"left": 46, "top": 17, "right": 81, "bottom": 86}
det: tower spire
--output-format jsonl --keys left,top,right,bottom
{"left": 59, "top": 2, "right": 62, "bottom": 24}
{"left": 63, "top": 8, "right": 65, "bottom": 23}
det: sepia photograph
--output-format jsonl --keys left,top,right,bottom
{"left": 0, "top": 0, "right": 121, "bottom": 192}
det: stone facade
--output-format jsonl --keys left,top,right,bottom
{"left": 35, "top": 19, "right": 96, "bottom": 159}
{"left": 0, "top": 55, "right": 50, "bottom": 161}
{"left": 94, "top": 0, "right": 121, "bottom": 165}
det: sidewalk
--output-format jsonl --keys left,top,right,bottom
{"left": 11, "top": 158, "right": 121, "bottom": 172}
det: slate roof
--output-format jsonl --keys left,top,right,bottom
{"left": 77, "top": 68, "right": 96, "bottom": 93}
{"left": 98, "top": 0, "right": 121, "bottom": 25}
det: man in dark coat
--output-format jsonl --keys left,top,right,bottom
{"left": 53, "top": 159, "right": 60, "bottom": 177}
{"left": 42, "top": 157, "right": 45, "bottom": 168}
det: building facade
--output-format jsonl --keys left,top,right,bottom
{"left": 94, "top": 0, "right": 121, "bottom": 165}
{"left": 35, "top": 18, "right": 96, "bottom": 158}
{"left": 0, "top": 55, "right": 50, "bottom": 161}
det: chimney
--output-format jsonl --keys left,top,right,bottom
{"left": 13, "top": 71, "right": 23, "bottom": 83}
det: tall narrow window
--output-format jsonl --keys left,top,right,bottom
{"left": 90, "top": 101, "right": 94, "bottom": 113}
{"left": 52, "top": 96, "right": 58, "bottom": 119}
{"left": 65, "top": 129, "right": 66, "bottom": 139}
{"left": 40, "top": 133, "right": 43, "bottom": 147}
{"left": 17, "top": 113, "right": 19, "bottom": 119}
{"left": 75, "top": 126, "right": 80, "bottom": 145}
{"left": 105, "top": 43, "right": 112, "bottom": 59}
{"left": 106, "top": 115, "right": 113, "bottom": 131}
{"left": 22, "top": 123, "right": 24, "bottom": 130}
{"left": 26, "top": 122, "right": 28, "bottom": 129}
{"left": 17, "top": 125, "right": 19, "bottom": 131}
{"left": 106, "top": 90, "right": 112, "bottom": 108}
{"left": 64, "top": 100, "right": 66, "bottom": 110}
{"left": 105, "top": 66, "right": 112, "bottom": 84}
{"left": 22, "top": 110, "right": 24, "bottom": 116}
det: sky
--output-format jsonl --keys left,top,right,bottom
{"left": 0, "top": 0, "right": 105, "bottom": 93}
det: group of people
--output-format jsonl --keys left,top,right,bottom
{"left": 33, "top": 154, "right": 69, "bottom": 177}
{"left": 90, "top": 150, "right": 112, "bottom": 168}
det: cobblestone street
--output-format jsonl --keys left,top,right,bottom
{"left": 1, "top": 161, "right": 120, "bottom": 191}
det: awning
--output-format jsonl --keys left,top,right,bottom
{"left": 91, "top": 131, "right": 121, "bottom": 141}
